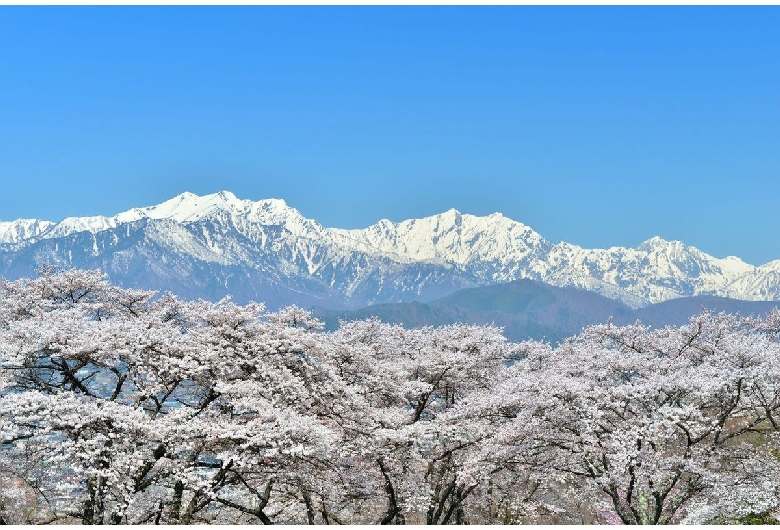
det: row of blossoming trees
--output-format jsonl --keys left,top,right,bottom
{"left": 2, "top": 268, "right": 780, "bottom": 524}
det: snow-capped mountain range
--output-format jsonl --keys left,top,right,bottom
{"left": 1, "top": 190, "right": 778, "bottom": 309}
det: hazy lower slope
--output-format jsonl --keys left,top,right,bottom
{"left": 313, "top": 279, "right": 780, "bottom": 343}
{"left": 633, "top": 296, "right": 780, "bottom": 328}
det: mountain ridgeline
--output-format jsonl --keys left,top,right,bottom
{"left": 313, "top": 279, "right": 780, "bottom": 344}
{"left": 2, "top": 190, "right": 779, "bottom": 316}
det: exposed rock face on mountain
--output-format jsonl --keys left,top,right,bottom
{"left": 0, "top": 190, "right": 775, "bottom": 309}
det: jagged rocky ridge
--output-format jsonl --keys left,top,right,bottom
{"left": 1, "top": 190, "right": 777, "bottom": 309}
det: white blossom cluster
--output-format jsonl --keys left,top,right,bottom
{"left": 2, "top": 268, "right": 780, "bottom": 524}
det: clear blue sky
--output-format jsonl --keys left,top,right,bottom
{"left": 1, "top": 7, "right": 778, "bottom": 264}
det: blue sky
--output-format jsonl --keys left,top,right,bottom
{"left": 1, "top": 7, "right": 778, "bottom": 264}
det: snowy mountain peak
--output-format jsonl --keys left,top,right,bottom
{"left": 0, "top": 190, "right": 777, "bottom": 309}
{"left": 248, "top": 198, "right": 297, "bottom": 223}
{"left": 0, "top": 219, "right": 56, "bottom": 244}
{"left": 330, "top": 207, "right": 546, "bottom": 267}
{"left": 139, "top": 190, "right": 246, "bottom": 222}
{"left": 637, "top": 236, "right": 684, "bottom": 252}
{"left": 119, "top": 190, "right": 304, "bottom": 227}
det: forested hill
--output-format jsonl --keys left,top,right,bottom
{"left": 313, "top": 278, "right": 780, "bottom": 343}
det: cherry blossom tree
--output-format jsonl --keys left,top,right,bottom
{"left": 463, "top": 311, "right": 780, "bottom": 524}
{"left": 5, "top": 268, "right": 780, "bottom": 525}
{"left": 319, "top": 318, "right": 518, "bottom": 524}
{"left": 0, "top": 269, "right": 341, "bottom": 524}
